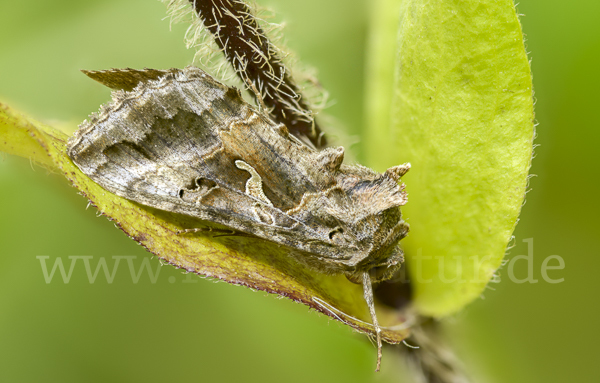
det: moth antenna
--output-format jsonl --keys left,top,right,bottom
{"left": 362, "top": 271, "right": 382, "bottom": 372}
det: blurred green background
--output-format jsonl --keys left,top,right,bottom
{"left": 0, "top": 0, "right": 598, "bottom": 382}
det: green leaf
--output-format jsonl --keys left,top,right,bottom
{"left": 0, "top": 104, "right": 58, "bottom": 171}
{"left": 0, "top": 102, "right": 410, "bottom": 344}
{"left": 365, "top": 0, "right": 534, "bottom": 316}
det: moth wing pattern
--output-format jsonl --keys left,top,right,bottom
{"left": 70, "top": 68, "right": 321, "bottom": 250}
{"left": 68, "top": 66, "right": 409, "bottom": 274}
{"left": 68, "top": 66, "right": 411, "bottom": 371}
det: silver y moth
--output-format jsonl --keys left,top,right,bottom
{"left": 68, "top": 66, "right": 410, "bottom": 369}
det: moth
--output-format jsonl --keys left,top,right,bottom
{"left": 68, "top": 66, "right": 410, "bottom": 370}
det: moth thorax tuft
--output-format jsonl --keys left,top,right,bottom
{"left": 385, "top": 162, "right": 411, "bottom": 181}
{"left": 316, "top": 146, "right": 345, "bottom": 172}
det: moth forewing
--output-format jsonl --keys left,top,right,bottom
{"left": 68, "top": 66, "right": 410, "bottom": 371}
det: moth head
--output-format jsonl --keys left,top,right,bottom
{"left": 326, "top": 163, "right": 410, "bottom": 269}
{"left": 344, "top": 242, "right": 404, "bottom": 283}
{"left": 297, "top": 163, "right": 408, "bottom": 261}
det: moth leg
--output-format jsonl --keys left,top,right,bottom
{"left": 362, "top": 271, "right": 383, "bottom": 372}
{"left": 176, "top": 226, "right": 247, "bottom": 238}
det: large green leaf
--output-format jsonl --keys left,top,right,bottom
{"left": 1, "top": 0, "right": 533, "bottom": 367}
{"left": 0, "top": 102, "right": 410, "bottom": 344}
{"left": 365, "top": 0, "right": 534, "bottom": 316}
